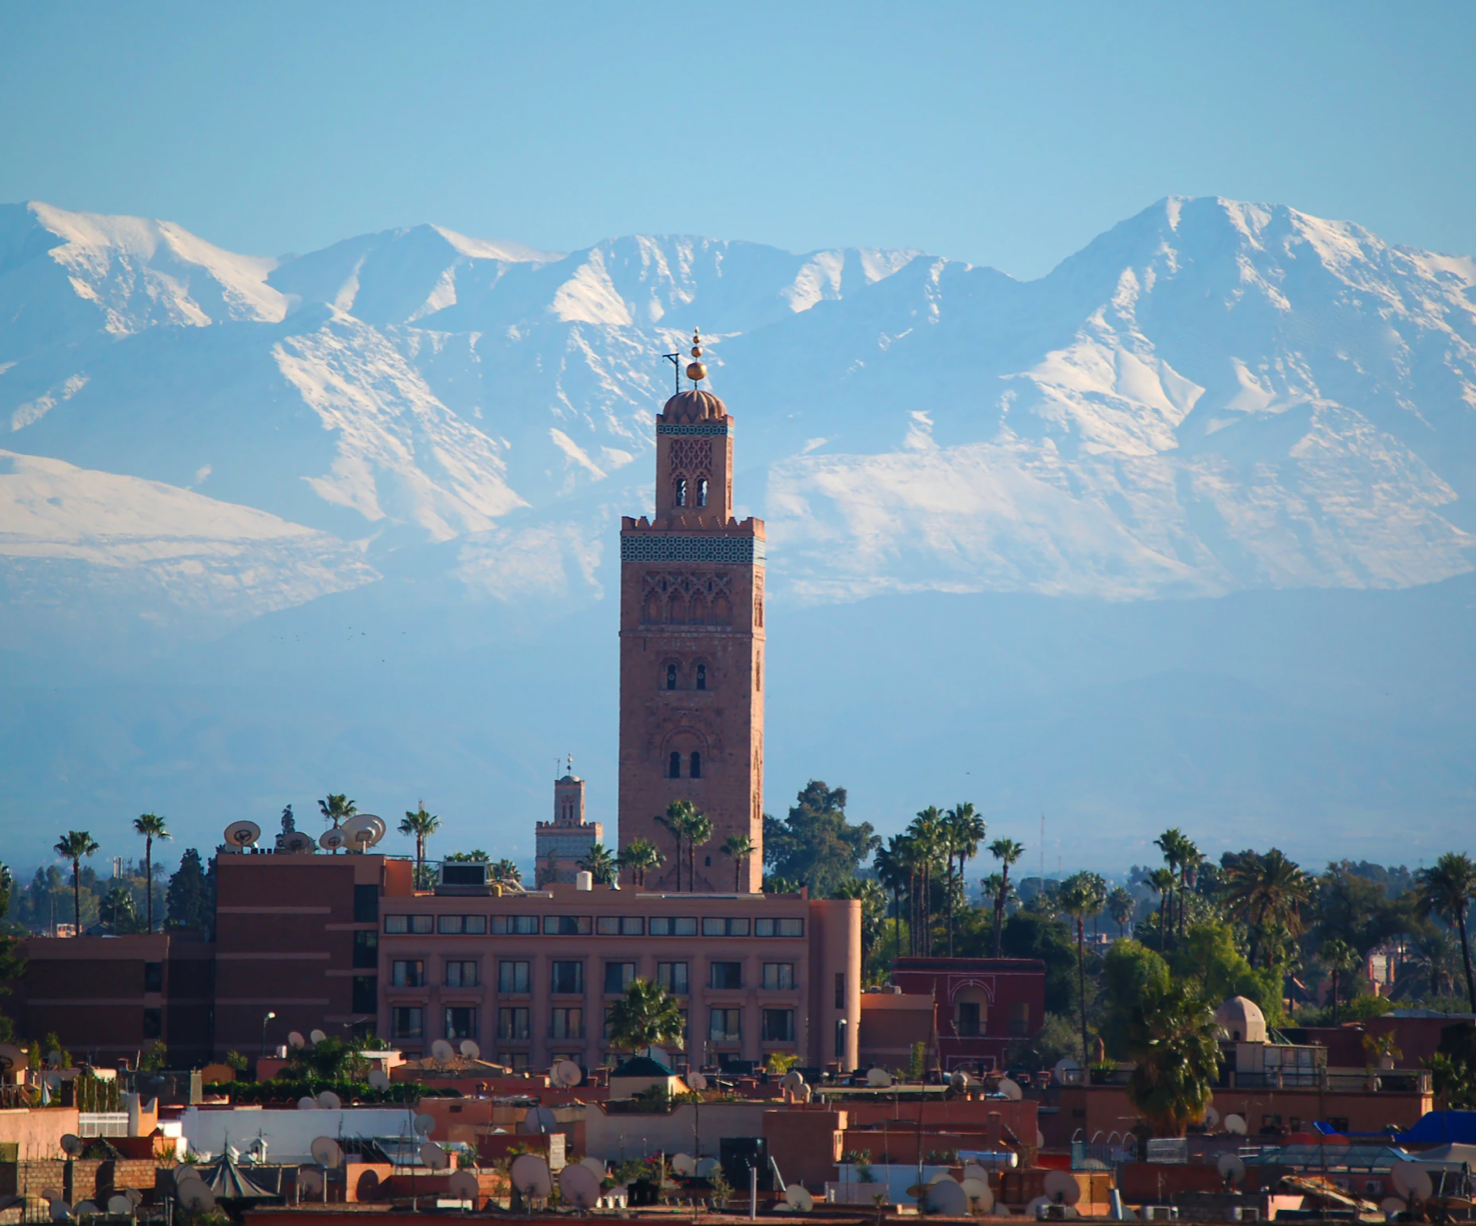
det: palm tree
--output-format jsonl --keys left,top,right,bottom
{"left": 618, "top": 838, "right": 663, "bottom": 889}
{"left": 319, "top": 794, "right": 357, "bottom": 830}
{"left": 685, "top": 809, "right": 713, "bottom": 892}
{"left": 943, "top": 803, "right": 986, "bottom": 956}
{"left": 1153, "top": 829, "right": 1185, "bottom": 938}
{"left": 833, "top": 878, "right": 889, "bottom": 971}
{"left": 908, "top": 807, "right": 946, "bottom": 956}
{"left": 605, "top": 978, "right": 686, "bottom": 1054}
{"left": 1221, "top": 849, "right": 1310, "bottom": 968}
{"left": 1147, "top": 869, "right": 1176, "bottom": 953}
{"left": 1125, "top": 979, "right": 1222, "bottom": 1136}
{"left": 131, "top": 813, "right": 170, "bottom": 934}
{"left": 1319, "top": 938, "right": 1359, "bottom": 1026}
{"left": 988, "top": 839, "right": 1025, "bottom": 958}
{"left": 720, "top": 834, "right": 755, "bottom": 892}
{"left": 875, "top": 836, "right": 911, "bottom": 963}
{"left": 1416, "top": 852, "right": 1476, "bottom": 1012}
{"left": 54, "top": 831, "right": 99, "bottom": 935}
{"left": 1060, "top": 871, "right": 1107, "bottom": 1065}
{"left": 398, "top": 804, "right": 441, "bottom": 890}
{"left": 1107, "top": 886, "right": 1136, "bottom": 939}
{"left": 1177, "top": 839, "right": 1204, "bottom": 935}
{"left": 579, "top": 843, "right": 618, "bottom": 886}
{"left": 655, "top": 801, "right": 693, "bottom": 892}
{"left": 489, "top": 859, "right": 522, "bottom": 887}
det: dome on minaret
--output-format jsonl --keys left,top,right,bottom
{"left": 660, "top": 389, "right": 727, "bottom": 423}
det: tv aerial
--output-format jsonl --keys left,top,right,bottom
{"left": 224, "top": 821, "right": 261, "bottom": 850}
{"left": 510, "top": 1154, "right": 553, "bottom": 1202}
{"left": 560, "top": 1162, "right": 602, "bottom": 1210}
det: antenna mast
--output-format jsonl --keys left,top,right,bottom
{"left": 662, "top": 350, "right": 682, "bottom": 395}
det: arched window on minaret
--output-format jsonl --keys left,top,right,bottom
{"left": 674, "top": 477, "right": 688, "bottom": 507}
{"left": 668, "top": 751, "right": 682, "bottom": 778}
{"left": 696, "top": 663, "right": 707, "bottom": 691}
{"left": 696, "top": 477, "right": 708, "bottom": 507}
{"left": 690, "top": 751, "right": 702, "bottom": 779}
{"left": 666, "top": 663, "right": 678, "bottom": 690}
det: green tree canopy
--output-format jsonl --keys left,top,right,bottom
{"left": 1125, "top": 977, "right": 1222, "bottom": 1136}
{"left": 1098, "top": 940, "right": 1172, "bottom": 1059}
{"left": 1168, "top": 921, "right": 1284, "bottom": 1027}
{"left": 167, "top": 848, "right": 214, "bottom": 933}
{"left": 763, "top": 781, "right": 880, "bottom": 899}
{"left": 605, "top": 979, "right": 685, "bottom": 1053}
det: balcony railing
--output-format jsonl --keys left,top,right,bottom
{"left": 1060, "top": 1065, "right": 1431, "bottom": 1094}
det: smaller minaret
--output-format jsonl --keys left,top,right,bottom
{"left": 535, "top": 757, "right": 604, "bottom": 886}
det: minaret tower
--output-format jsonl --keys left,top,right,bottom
{"left": 617, "top": 332, "right": 765, "bottom": 892}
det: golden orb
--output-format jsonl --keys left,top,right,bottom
{"left": 686, "top": 361, "right": 707, "bottom": 382}
{"left": 691, "top": 345, "right": 703, "bottom": 358}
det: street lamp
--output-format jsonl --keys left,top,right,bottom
{"left": 261, "top": 1011, "right": 276, "bottom": 1055}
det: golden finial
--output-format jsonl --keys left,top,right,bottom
{"left": 685, "top": 328, "right": 707, "bottom": 383}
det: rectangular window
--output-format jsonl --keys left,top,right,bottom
{"left": 956, "top": 1002, "right": 981, "bottom": 1037}
{"left": 143, "top": 962, "right": 163, "bottom": 993}
{"left": 444, "top": 1006, "right": 478, "bottom": 1041}
{"left": 143, "top": 1007, "right": 162, "bottom": 1038}
{"left": 702, "top": 917, "right": 725, "bottom": 937}
{"left": 709, "top": 1008, "right": 742, "bottom": 1043}
{"left": 352, "top": 930, "right": 378, "bottom": 968}
{"left": 652, "top": 916, "right": 699, "bottom": 935}
{"left": 597, "top": 916, "right": 619, "bottom": 935}
{"left": 438, "top": 915, "right": 464, "bottom": 934}
{"left": 446, "top": 961, "right": 478, "bottom": 988}
{"left": 464, "top": 915, "right": 487, "bottom": 935}
{"left": 1008, "top": 1001, "right": 1030, "bottom": 1038}
{"left": 657, "top": 962, "right": 689, "bottom": 995}
{"left": 604, "top": 962, "right": 636, "bottom": 994}
{"left": 352, "top": 975, "right": 377, "bottom": 1013}
{"left": 835, "top": 1019, "right": 846, "bottom": 1058}
{"left": 778, "top": 918, "right": 803, "bottom": 937}
{"left": 762, "top": 963, "right": 795, "bottom": 990}
{"left": 544, "top": 915, "right": 593, "bottom": 936}
{"left": 498, "top": 961, "right": 530, "bottom": 993}
{"left": 551, "top": 961, "right": 584, "bottom": 994}
{"left": 384, "top": 915, "right": 409, "bottom": 934}
{"left": 392, "top": 959, "right": 425, "bottom": 988}
{"left": 354, "top": 884, "right": 379, "bottom": 924}
{"left": 551, "top": 1007, "right": 584, "bottom": 1039}
{"left": 835, "top": 972, "right": 846, "bottom": 1010}
{"left": 410, "top": 915, "right": 434, "bottom": 934}
{"left": 491, "top": 915, "right": 538, "bottom": 935}
{"left": 601, "top": 916, "right": 644, "bottom": 935}
{"left": 755, "top": 917, "right": 805, "bottom": 937}
{"left": 509, "top": 1052, "right": 529, "bottom": 1071}
{"left": 762, "top": 1009, "right": 795, "bottom": 1042}
{"left": 393, "top": 1007, "right": 424, "bottom": 1039}
{"left": 710, "top": 962, "right": 743, "bottom": 990}
{"left": 498, "top": 1007, "right": 530, "bottom": 1041}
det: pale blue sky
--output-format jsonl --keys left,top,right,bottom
{"left": 2, "top": 1, "right": 1473, "bottom": 277}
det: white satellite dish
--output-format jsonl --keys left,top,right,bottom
{"left": 1053, "top": 1057, "right": 1080, "bottom": 1083}
{"left": 510, "top": 1154, "right": 553, "bottom": 1200}
{"left": 60, "top": 1134, "right": 84, "bottom": 1157}
{"left": 1044, "top": 1170, "right": 1082, "bottom": 1206}
{"left": 928, "top": 1171, "right": 955, "bottom": 1184}
{"left": 447, "top": 1170, "right": 480, "bottom": 1204}
{"left": 296, "top": 1096, "right": 319, "bottom": 1111}
{"left": 48, "top": 1203, "right": 71, "bottom": 1222}
{"left": 786, "top": 1185, "right": 817, "bottom": 1213}
{"left": 319, "top": 829, "right": 347, "bottom": 853}
{"left": 927, "top": 1181, "right": 967, "bottom": 1215}
{"left": 174, "top": 1169, "right": 205, "bottom": 1188}
{"left": 282, "top": 831, "right": 315, "bottom": 854}
{"left": 782, "top": 1069, "right": 806, "bottom": 1091}
{"left": 687, "top": 1071, "right": 708, "bottom": 1091}
{"left": 460, "top": 1039, "right": 482, "bottom": 1061}
{"left": 106, "top": 1196, "right": 132, "bottom": 1215}
{"left": 73, "top": 1204, "right": 99, "bottom": 1218}
{"left": 288, "top": 1031, "right": 306, "bottom": 1049}
{"left": 297, "top": 1167, "right": 324, "bottom": 1197}
{"left": 1026, "top": 1196, "right": 1052, "bottom": 1219}
{"left": 317, "top": 1090, "right": 342, "bottom": 1111}
{"left": 309, "top": 1028, "right": 327, "bottom": 1046}
{"left": 1392, "top": 1161, "right": 1434, "bottom": 1201}
{"left": 1223, "top": 1113, "right": 1248, "bottom": 1136}
{"left": 41, "top": 1188, "right": 63, "bottom": 1203}
{"left": 431, "top": 1038, "right": 456, "bottom": 1062}
{"left": 1382, "top": 1196, "right": 1409, "bottom": 1220}
{"left": 1204, "top": 1105, "right": 1221, "bottom": 1129}
{"left": 671, "top": 1153, "right": 697, "bottom": 1176}
{"left": 963, "top": 1163, "right": 993, "bottom": 1183}
{"left": 521, "top": 1105, "right": 558, "bottom": 1135}
{"left": 551, "top": 1059, "right": 581, "bottom": 1087}
{"left": 224, "top": 821, "right": 261, "bottom": 849}
{"left": 580, "top": 1157, "right": 607, "bottom": 1178}
{"left": 961, "top": 1178, "right": 995, "bottom": 1214}
{"left": 696, "top": 1158, "right": 720, "bottom": 1178}
{"left": 1217, "top": 1153, "right": 1246, "bottom": 1188}
{"left": 413, "top": 1114, "right": 436, "bottom": 1136}
{"left": 419, "top": 1141, "right": 451, "bottom": 1171}
{"left": 560, "top": 1163, "right": 602, "bottom": 1210}
{"left": 310, "top": 1137, "right": 343, "bottom": 1169}
{"left": 179, "top": 1186, "right": 215, "bottom": 1213}
{"left": 866, "top": 1067, "right": 894, "bottom": 1087}
{"left": 998, "top": 1076, "right": 1023, "bottom": 1100}
{"left": 368, "top": 1068, "right": 389, "bottom": 1090}
{"left": 123, "top": 1189, "right": 144, "bottom": 1208}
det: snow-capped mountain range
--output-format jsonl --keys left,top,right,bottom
{"left": 2, "top": 195, "right": 1473, "bottom": 653}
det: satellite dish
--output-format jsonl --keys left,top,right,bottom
{"left": 73, "top": 1204, "right": 100, "bottom": 1217}
{"left": 1392, "top": 1161, "right": 1434, "bottom": 1201}
{"left": 448, "top": 1170, "right": 481, "bottom": 1203}
{"left": 431, "top": 1038, "right": 455, "bottom": 1062}
{"left": 309, "top": 1028, "right": 327, "bottom": 1046}
{"left": 1053, "top": 1057, "right": 1081, "bottom": 1082}
{"left": 460, "top": 1039, "right": 481, "bottom": 1060}
{"left": 173, "top": 1169, "right": 205, "bottom": 1189}
{"left": 998, "top": 1076, "right": 1023, "bottom": 1100}
{"left": 297, "top": 1167, "right": 324, "bottom": 1197}
{"left": 928, "top": 1171, "right": 954, "bottom": 1184}
{"left": 521, "top": 1105, "right": 558, "bottom": 1135}
{"left": 1381, "top": 1196, "right": 1408, "bottom": 1220}
{"left": 696, "top": 1158, "right": 720, "bottom": 1178}
{"left": 342, "top": 814, "right": 386, "bottom": 847}
{"left": 1217, "top": 1153, "right": 1246, "bottom": 1188}
{"left": 510, "top": 1154, "right": 553, "bottom": 1200}
{"left": 1204, "top": 1105, "right": 1221, "bottom": 1129}
{"left": 1026, "top": 1196, "right": 1052, "bottom": 1219}
{"left": 672, "top": 1153, "right": 697, "bottom": 1176}
{"left": 782, "top": 1069, "right": 806, "bottom": 1091}
{"left": 60, "top": 1134, "right": 84, "bottom": 1157}
{"left": 927, "top": 1181, "right": 967, "bottom": 1215}
{"left": 580, "top": 1157, "right": 607, "bottom": 1178}
{"left": 317, "top": 1090, "right": 342, "bottom": 1111}
{"left": 961, "top": 1178, "right": 995, "bottom": 1214}
{"left": 413, "top": 1114, "right": 436, "bottom": 1136}
{"left": 288, "top": 1031, "right": 306, "bottom": 1049}
{"left": 107, "top": 1196, "right": 132, "bottom": 1215}
{"left": 1223, "top": 1113, "right": 1248, "bottom": 1136}
{"left": 224, "top": 821, "right": 261, "bottom": 849}
{"left": 368, "top": 1068, "right": 389, "bottom": 1090}
{"left": 123, "top": 1189, "right": 144, "bottom": 1208}
{"left": 1044, "top": 1170, "right": 1082, "bottom": 1206}
{"left": 687, "top": 1071, "right": 708, "bottom": 1091}
{"left": 49, "top": 1202, "right": 72, "bottom": 1222}
{"left": 785, "top": 1185, "right": 816, "bottom": 1213}
{"left": 560, "top": 1163, "right": 602, "bottom": 1210}
{"left": 419, "top": 1141, "right": 451, "bottom": 1171}
{"left": 866, "top": 1067, "right": 894, "bottom": 1087}
{"left": 282, "top": 831, "right": 315, "bottom": 854}
{"left": 318, "top": 829, "right": 347, "bottom": 853}
{"left": 41, "top": 1188, "right": 63, "bottom": 1204}
{"left": 179, "top": 1186, "right": 215, "bottom": 1213}
{"left": 310, "top": 1137, "right": 343, "bottom": 1169}
{"left": 297, "top": 1096, "right": 318, "bottom": 1111}
{"left": 551, "top": 1059, "right": 581, "bottom": 1087}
